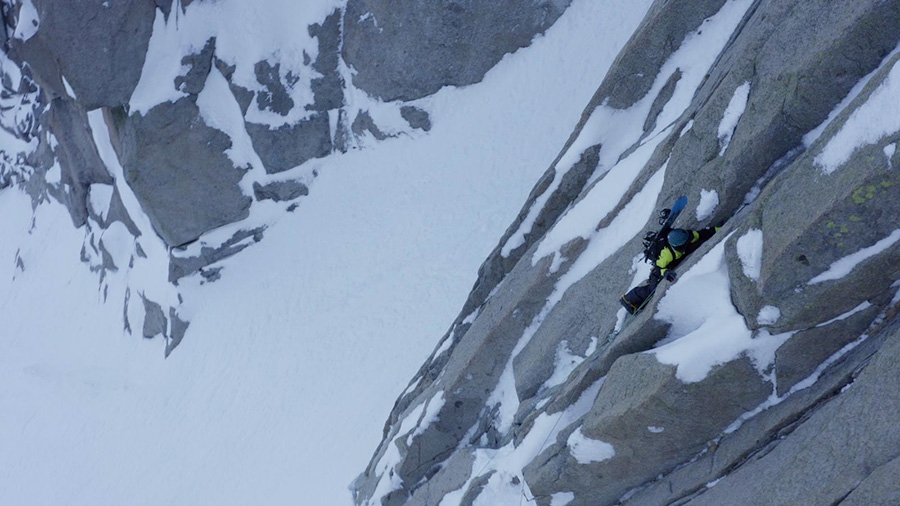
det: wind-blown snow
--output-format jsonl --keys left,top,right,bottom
{"left": 717, "top": 81, "right": 750, "bottom": 155}
{"left": 551, "top": 492, "right": 576, "bottom": 506}
{"left": 808, "top": 229, "right": 900, "bottom": 284}
{"left": 567, "top": 427, "right": 615, "bottom": 464}
{"left": 696, "top": 189, "right": 719, "bottom": 221}
{"left": 654, "top": 237, "right": 790, "bottom": 383}
{"left": 736, "top": 228, "right": 763, "bottom": 281}
{"left": 12, "top": 0, "right": 40, "bottom": 41}
{"left": 815, "top": 56, "right": 900, "bottom": 174}
{"left": 757, "top": 305, "right": 781, "bottom": 326}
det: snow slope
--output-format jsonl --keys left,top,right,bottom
{"left": 0, "top": 0, "right": 645, "bottom": 504}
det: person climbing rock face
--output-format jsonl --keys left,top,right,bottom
{"left": 621, "top": 224, "right": 719, "bottom": 315}
{"left": 649, "top": 226, "right": 718, "bottom": 283}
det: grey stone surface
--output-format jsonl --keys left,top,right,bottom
{"left": 620, "top": 322, "right": 889, "bottom": 506}
{"left": 355, "top": 2, "right": 900, "bottom": 505}
{"left": 116, "top": 97, "right": 252, "bottom": 247}
{"left": 104, "top": 185, "right": 142, "bottom": 237}
{"left": 592, "top": 0, "right": 726, "bottom": 110}
{"left": 253, "top": 60, "right": 294, "bottom": 116}
{"left": 665, "top": 0, "right": 900, "bottom": 222}
{"left": 457, "top": 143, "right": 602, "bottom": 345}
{"left": 684, "top": 318, "right": 900, "bottom": 506}
{"left": 839, "top": 455, "right": 900, "bottom": 506}
{"left": 524, "top": 355, "right": 770, "bottom": 506}
{"left": 726, "top": 64, "right": 900, "bottom": 334}
{"left": 342, "top": 0, "right": 572, "bottom": 101}
{"left": 252, "top": 180, "right": 308, "bottom": 202}
{"left": 174, "top": 37, "right": 216, "bottom": 96}
{"left": 245, "top": 113, "right": 332, "bottom": 174}
{"left": 401, "top": 449, "right": 476, "bottom": 506}
{"left": 165, "top": 308, "right": 190, "bottom": 357}
{"left": 141, "top": 295, "right": 167, "bottom": 338}
{"left": 774, "top": 304, "right": 880, "bottom": 396}
{"left": 307, "top": 9, "right": 344, "bottom": 112}
{"left": 10, "top": 0, "right": 156, "bottom": 108}
{"left": 351, "top": 110, "right": 388, "bottom": 141}
{"left": 400, "top": 106, "right": 432, "bottom": 132}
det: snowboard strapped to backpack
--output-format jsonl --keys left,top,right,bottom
{"left": 620, "top": 196, "right": 688, "bottom": 315}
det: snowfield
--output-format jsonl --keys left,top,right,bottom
{"left": 1, "top": 0, "right": 650, "bottom": 504}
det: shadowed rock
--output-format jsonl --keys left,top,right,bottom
{"left": 117, "top": 97, "right": 251, "bottom": 247}
{"left": 9, "top": 0, "right": 156, "bottom": 108}
{"left": 342, "top": 0, "right": 573, "bottom": 101}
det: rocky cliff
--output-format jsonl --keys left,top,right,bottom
{"left": 348, "top": 0, "right": 900, "bottom": 505}
{"left": 2, "top": 0, "right": 900, "bottom": 504}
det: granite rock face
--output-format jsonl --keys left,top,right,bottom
{"left": 5, "top": 0, "right": 900, "bottom": 501}
{"left": 9, "top": 0, "right": 156, "bottom": 108}
{"left": 353, "top": 0, "right": 900, "bottom": 505}
{"left": 116, "top": 97, "right": 252, "bottom": 247}
{"left": 342, "top": 0, "right": 572, "bottom": 101}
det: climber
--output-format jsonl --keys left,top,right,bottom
{"left": 620, "top": 225, "right": 718, "bottom": 314}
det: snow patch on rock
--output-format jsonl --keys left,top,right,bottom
{"left": 567, "top": 427, "right": 615, "bottom": 464}
{"left": 736, "top": 228, "right": 763, "bottom": 281}
{"left": 717, "top": 81, "right": 750, "bottom": 155}
{"left": 654, "top": 237, "right": 790, "bottom": 383}
{"left": 815, "top": 58, "right": 900, "bottom": 174}
{"left": 696, "top": 189, "right": 719, "bottom": 221}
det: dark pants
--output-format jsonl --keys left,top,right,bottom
{"left": 621, "top": 279, "right": 659, "bottom": 314}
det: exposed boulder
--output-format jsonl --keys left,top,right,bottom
{"left": 245, "top": 114, "right": 332, "bottom": 174}
{"left": 116, "top": 97, "right": 252, "bottom": 247}
{"left": 141, "top": 294, "right": 167, "bottom": 338}
{"left": 252, "top": 180, "right": 308, "bottom": 203}
{"left": 342, "top": 0, "right": 573, "bottom": 101}
{"left": 351, "top": 110, "right": 388, "bottom": 141}
{"left": 307, "top": 9, "right": 344, "bottom": 112}
{"left": 400, "top": 106, "right": 431, "bottom": 132}
{"left": 253, "top": 60, "right": 295, "bottom": 116}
